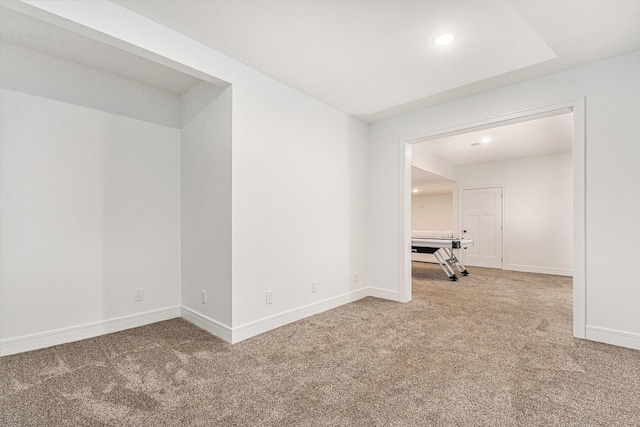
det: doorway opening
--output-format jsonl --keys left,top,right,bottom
{"left": 401, "top": 99, "right": 585, "bottom": 339}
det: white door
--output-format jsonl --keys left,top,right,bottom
{"left": 461, "top": 187, "right": 503, "bottom": 268}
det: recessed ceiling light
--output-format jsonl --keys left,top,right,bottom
{"left": 412, "top": 188, "right": 419, "bottom": 193}
{"left": 432, "top": 31, "right": 457, "bottom": 46}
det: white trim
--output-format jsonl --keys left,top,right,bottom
{"left": 571, "top": 99, "right": 586, "bottom": 339}
{"left": 399, "top": 98, "right": 586, "bottom": 340}
{"left": 0, "top": 288, "right": 400, "bottom": 356}
{"left": 0, "top": 306, "right": 181, "bottom": 356}
{"left": 586, "top": 325, "right": 640, "bottom": 351}
{"left": 180, "top": 306, "right": 233, "bottom": 343}
{"left": 504, "top": 264, "right": 573, "bottom": 277}
{"left": 368, "top": 287, "right": 402, "bottom": 301}
{"left": 402, "top": 105, "right": 574, "bottom": 145}
{"left": 230, "top": 288, "right": 370, "bottom": 344}
{"left": 398, "top": 141, "right": 412, "bottom": 303}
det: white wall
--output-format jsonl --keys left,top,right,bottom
{"left": 411, "top": 193, "right": 453, "bottom": 263}
{"left": 14, "top": 0, "right": 372, "bottom": 344}
{"left": 456, "top": 153, "right": 573, "bottom": 276}
{"left": 0, "top": 88, "right": 181, "bottom": 353}
{"left": 181, "top": 85, "right": 232, "bottom": 330}
{"left": 230, "top": 63, "right": 371, "bottom": 338}
{"left": 411, "top": 194, "right": 453, "bottom": 231}
{"left": 370, "top": 51, "right": 640, "bottom": 349}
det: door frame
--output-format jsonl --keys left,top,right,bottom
{"left": 398, "top": 98, "right": 586, "bottom": 339}
{"left": 457, "top": 185, "right": 504, "bottom": 268}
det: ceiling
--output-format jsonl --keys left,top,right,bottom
{"left": 413, "top": 111, "right": 573, "bottom": 167}
{"left": 111, "top": 0, "right": 640, "bottom": 122}
{"left": 411, "top": 111, "right": 573, "bottom": 195}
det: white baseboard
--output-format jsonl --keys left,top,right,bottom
{"left": 180, "top": 306, "right": 232, "bottom": 343}
{"left": 367, "top": 287, "right": 402, "bottom": 301}
{"left": 231, "top": 288, "right": 371, "bottom": 344}
{"left": 0, "top": 287, "right": 411, "bottom": 356}
{"left": 585, "top": 325, "right": 640, "bottom": 351}
{"left": 0, "top": 306, "right": 181, "bottom": 356}
{"left": 15, "top": 292, "right": 638, "bottom": 356}
{"left": 504, "top": 263, "right": 573, "bottom": 277}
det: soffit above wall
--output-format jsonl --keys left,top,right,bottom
{"left": 0, "top": 6, "right": 226, "bottom": 128}
{"left": 0, "top": 6, "right": 201, "bottom": 96}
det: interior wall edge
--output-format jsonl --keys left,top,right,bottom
{"left": 180, "top": 306, "right": 232, "bottom": 344}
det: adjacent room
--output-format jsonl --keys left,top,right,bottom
{"left": 1, "top": 0, "right": 639, "bottom": 425}
{"left": 410, "top": 111, "right": 574, "bottom": 281}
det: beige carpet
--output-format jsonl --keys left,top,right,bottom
{"left": 2, "top": 263, "right": 639, "bottom": 426}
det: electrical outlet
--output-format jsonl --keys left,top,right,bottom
{"left": 134, "top": 288, "right": 144, "bottom": 302}
{"left": 354, "top": 272, "right": 359, "bottom": 282}
{"left": 312, "top": 281, "right": 318, "bottom": 293}
{"left": 201, "top": 290, "right": 207, "bottom": 304}
{"left": 266, "top": 291, "right": 273, "bottom": 305}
